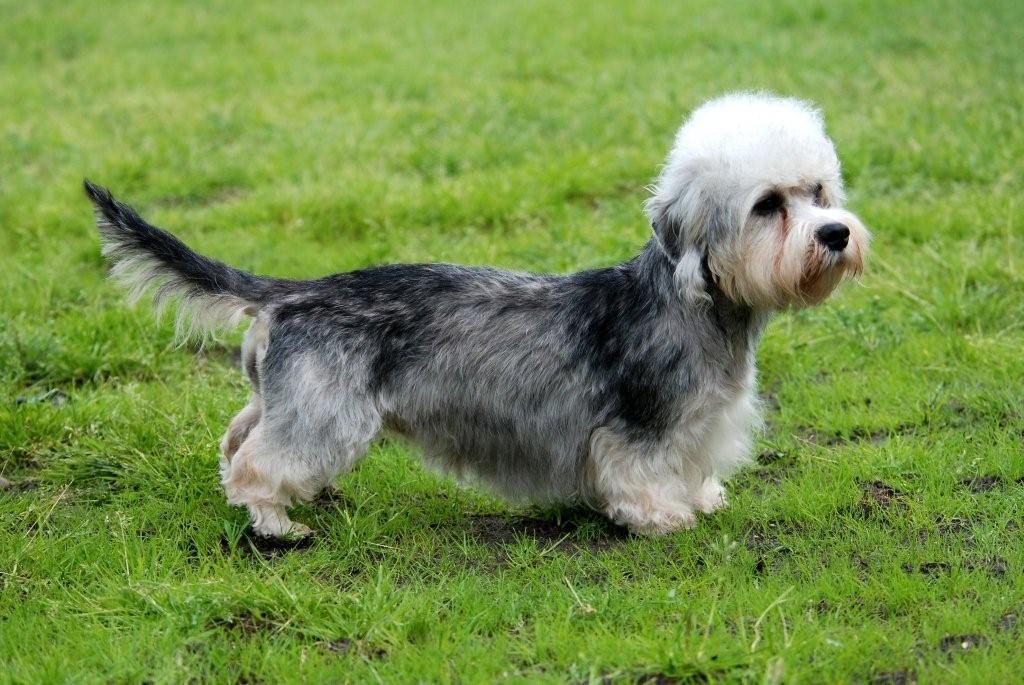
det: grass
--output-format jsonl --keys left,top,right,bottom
{"left": 1, "top": 0, "right": 1022, "bottom": 682}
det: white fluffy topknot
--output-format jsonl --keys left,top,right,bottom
{"left": 646, "top": 92, "right": 845, "bottom": 230}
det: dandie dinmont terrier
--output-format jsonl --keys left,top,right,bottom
{"left": 86, "top": 92, "right": 869, "bottom": 538}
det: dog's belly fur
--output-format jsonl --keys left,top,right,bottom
{"left": 381, "top": 354, "right": 759, "bottom": 505}
{"left": 247, "top": 248, "right": 762, "bottom": 508}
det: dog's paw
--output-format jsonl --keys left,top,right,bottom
{"left": 252, "top": 520, "right": 315, "bottom": 541}
{"left": 608, "top": 503, "right": 697, "bottom": 535}
{"left": 692, "top": 480, "right": 728, "bottom": 515}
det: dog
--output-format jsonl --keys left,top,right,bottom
{"left": 86, "top": 92, "right": 869, "bottom": 538}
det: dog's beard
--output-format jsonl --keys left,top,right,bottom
{"left": 794, "top": 218, "right": 868, "bottom": 306}
{"left": 718, "top": 219, "right": 867, "bottom": 310}
{"left": 797, "top": 249, "right": 850, "bottom": 305}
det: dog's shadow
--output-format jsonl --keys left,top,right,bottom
{"left": 310, "top": 483, "right": 634, "bottom": 552}
{"left": 224, "top": 496, "right": 632, "bottom": 558}
{"left": 449, "top": 507, "right": 634, "bottom": 554}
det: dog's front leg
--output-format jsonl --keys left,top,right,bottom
{"left": 586, "top": 430, "right": 699, "bottom": 535}
{"left": 603, "top": 485, "right": 698, "bottom": 535}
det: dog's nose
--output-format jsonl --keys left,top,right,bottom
{"left": 816, "top": 223, "right": 849, "bottom": 251}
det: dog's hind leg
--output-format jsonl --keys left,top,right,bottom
{"left": 223, "top": 424, "right": 381, "bottom": 538}
{"left": 220, "top": 399, "right": 261, "bottom": 463}
{"left": 220, "top": 316, "right": 270, "bottom": 476}
{"left": 222, "top": 421, "right": 330, "bottom": 538}
{"left": 222, "top": 352, "right": 383, "bottom": 538}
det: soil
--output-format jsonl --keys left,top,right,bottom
{"left": 966, "top": 557, "right": 1008, "bottom": 578}
{"left": 859, "top": 480, "right": 909, "bottom": 515}
{"left": 961, "top": 475, "right": 1004, "bottom": 493}
{"left": 872, "top": 671, "right": 917, "bottom": 685}
{"left": 464, "top": 511, "right": 631, "bottom": 554}
{"left": 902, "top": 562, "right": 951, "bottom": 577}
{"left": 320, "top": 638, "right": 387, "bottom": 660}
{"left": 756, "top": 450, "right": 788, "bottom": 465}
{"left": 220, "top": 528, "right": 315, "bottom": 558}
{"left": 208, "top": 610, "right": 279, "bottom": 636}
{"left": 938, "top": 634, "right": 986, "bottom": 654}
{"left": 796, "top": 424, "right": 917, "bottom": 447}
{"left": 997, "top": 611, "right": 1018, "bottom": 633}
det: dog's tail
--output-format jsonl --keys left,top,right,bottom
{"left": 84, "top": 180, "right": 285, "bottom": 339}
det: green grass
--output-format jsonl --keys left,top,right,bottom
{"left": 2, "top": 0, "right": 1023, "bottom": 682}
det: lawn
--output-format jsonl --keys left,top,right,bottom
{"left": 1, "top": 0, "right": 1023, "bottom": 682}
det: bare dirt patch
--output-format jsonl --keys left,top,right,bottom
{"left": 745, "top": 468, "right": 789, "bottom": 489}
{"left": 938, "top": 634, "right": 986, "bottom": 654}
{"left": 322, "top": 638, "right": 353, "bottom": 654}
{"left": 960, "top": 475, "right": 1004, "bottom": 493}
{"left": 463, "top": 512, "right": 630, "bottom": 554}
{"left": 745, "top": 519, "right": 793, "bottom": 553}
{"left": 14, "top": 389, "right": 69, "bottom": 407}
{"left": 209, "top": 609, "right": 280, "bottom": 637}
{"left": 872, "top": 671, "right": 918, "bottom": 685}
{"left": 635, "top": 674, "right": 688, "bottom": 685}
{"left": 919, "top": 515, "right": 982, "bottom": 547}
{"left": 756, "top": 449, "right": 788, "bottom": 465}
{"left": 935, "top": 515, "right": 976, "bottom": 537}
{"left": 320, "top": 638, "right": 387, "bottom": 660}
{"left": 966, "top": 557, "right": 1008, "bottom": 578}
{"left": 753, "top": 466, "right": 785, "bottom": 481}
{"left": 220, "top": 528, "right": 315, "bottom": 558}
{"left": 859, "top": 480, "right": 909, "bottom": 515}
{"left": 741, "top": 456, "right": 796, "bottom": 495}
{"left": 0, "top": 476, "right": 39, "bottom": 493}
{"left": 902, "top": 561, "right": 951, "bottom": 577}
{"left": 797, "top": 424, "right": 918, "bottom": 447}
{"left": 996, "top": 611, "right": 1018, "bottom": 633}
{"left": 579, "top": 672, "right": 714, "bottom": 685}
{"left": 745, "top": 520, "right": 794, "bottom": 575}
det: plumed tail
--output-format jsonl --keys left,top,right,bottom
{"left": 85, "top": 180, "right": 277, "bottom": 340}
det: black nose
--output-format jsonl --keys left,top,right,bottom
{"left": 816, "top": 223, "right": 849, "bottom": 251}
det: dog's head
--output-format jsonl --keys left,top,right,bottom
{"left": 646, "top": 92, "right": 870, "bottom": 310}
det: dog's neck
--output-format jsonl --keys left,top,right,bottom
{"left": 635, "top": 238, "right": 770, "bottom": 361}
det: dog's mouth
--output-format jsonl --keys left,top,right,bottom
{"left": 797, "top": 243, "right": 863, "bottom": 304}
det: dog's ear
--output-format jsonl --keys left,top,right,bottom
{"left": 647, "top": 196, "right": 684, "bottom": 261}
{"left": 646, "top": 192, "right": 713, "bottom": 304}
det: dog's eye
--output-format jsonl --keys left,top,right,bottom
{"left": 812, "top": 183, "right": 825, "bottom": 206}
{"left": 752, "top": 191, "right": 784, "bottom": 216}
